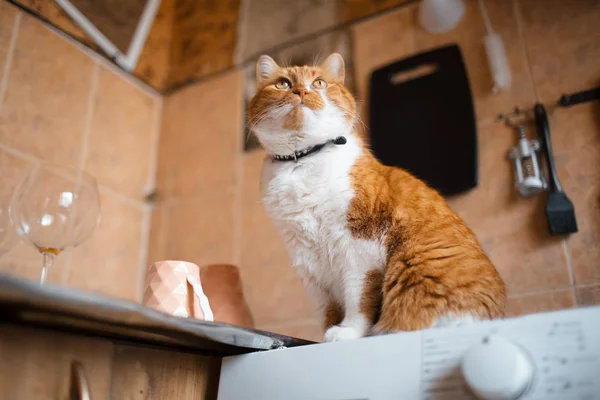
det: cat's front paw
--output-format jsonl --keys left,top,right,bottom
{"left": 324, "top": 325, "right": 363, "bottom": 342}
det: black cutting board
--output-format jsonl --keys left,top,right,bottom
{"left": 368, "top": 45, "right": 477, "bottom": 196}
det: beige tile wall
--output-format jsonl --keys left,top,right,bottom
{"left": 0, "top": 2, "right": 161, "bottom": 302}
{"left": 148, "top": 69, "right": 244, "bottom": 270}
{"left": 150, "top": 0, "right": 600, "bottom": 342}
{"left": 351, "top": 0, "right": 600, "bottom": 319}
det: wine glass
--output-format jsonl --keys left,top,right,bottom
{"left": 9, "top": 163, "right": 101, "bottom": 284}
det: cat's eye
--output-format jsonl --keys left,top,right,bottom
{"left": 274, "top": 79, "right": 291, "bottom": 90}
{"left": 312, "top": 78, "right": 327, "bottom": 89}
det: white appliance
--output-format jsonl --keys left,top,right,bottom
{"left": 218, "top": 306, "right": 600, "bottom": 400}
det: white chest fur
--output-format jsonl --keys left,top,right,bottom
{"left": 260, "top": 136, "right": 386, "bottom": 305}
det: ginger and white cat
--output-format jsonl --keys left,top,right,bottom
{"left": 249, "top": 53, "right": 505, "bottom": 342}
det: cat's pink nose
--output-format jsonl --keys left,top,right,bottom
{"left": 292, "top": 87, "right": 308, "bottom": 100}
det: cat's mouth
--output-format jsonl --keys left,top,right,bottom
{"left": 288, "top": 102, "right": 308, "bottom": 113}
{"left": 289, "top": 98, "right": 304, "bottom": 107}
{"left": 289, "top": 95, "right": 324, "bottom": 111}
{"left": 292, "top": 103, "right": 318, "bottom": 114}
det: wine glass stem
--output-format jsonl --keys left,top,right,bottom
{"left": 40, "top": 252, "right": 55, "bottom": 285}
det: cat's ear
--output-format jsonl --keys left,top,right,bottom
{"left": 320, "top": 53, "right": 345, "bottom": 83}
{"left": 256, "top": 55, "right": 279, "bottom": 86}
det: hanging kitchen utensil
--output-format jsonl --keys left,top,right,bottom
{"left": 506, "top": 124, "right": 546, "bottom": 197}
{"left": 534, "top": 103, "right": 578, "bottom": 235}
{"left": 369, "top": 45, "right": 477, "bottom": 196}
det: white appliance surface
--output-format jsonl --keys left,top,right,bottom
{"left": 218, "top": 306, "right": 600, "bottom": 400}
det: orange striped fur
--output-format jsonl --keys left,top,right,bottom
{"left": 349, "top": 148, "right": 505, "bottom": 332}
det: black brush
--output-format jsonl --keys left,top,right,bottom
{"left": 534, "top": 103, "right": 578, "bottom": 235}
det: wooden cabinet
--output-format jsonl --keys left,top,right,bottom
{"left": 110, "top": 345, "right": 220, "bottom": 400}
{"left": 0, "top": 325, "right": 221, "bottom": 400}
{"left": 0, "top": 276, "right": 310, "bottom": 400}
{"left": 0, "top": 325, "right": 113, "bottom": 400}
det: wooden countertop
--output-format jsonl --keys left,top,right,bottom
{"left": 0, "top": 274, "right": 313, "bottom": 356}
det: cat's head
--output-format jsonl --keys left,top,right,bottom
{"left": 248, "top": 53, "right": 356, "bottom": 156}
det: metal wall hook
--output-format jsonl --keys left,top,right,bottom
{"left": 497, "top": 87, "right": 599, "bottom": 128}
{"left": 498, "top": 106, "right": 533, "bottom": 129}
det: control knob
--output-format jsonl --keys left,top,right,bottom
{"left": 461, "top": 335, "right": 534, "bottom": 400}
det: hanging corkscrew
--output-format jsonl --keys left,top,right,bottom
{"left": 506, "top": 123, "right": 546, "bottom": 197}
{"left": 499, "top": 108, "right": 546, "bottom": 197}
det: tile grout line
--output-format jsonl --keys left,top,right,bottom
{"left": 573, "top": 282, "right": 600, "bottom": 289}
{"left": 233, "top": 0, "right": 250, "bottom": 66}
{"left": 61, "top": 62, "right": 100, "bottom": 285}
{"left": 0, "top": 143, "right": 39, "bottom": 164}
{"left": 157, "top": 202, "right": 169, "bottom": 261}
{"left": 232, "top": 73, "right": 245, "bottom": 267}
{"left": 232, "top": 153, "right": 243, "bottom": 267}
{"left": 137, "top": 203, "right": 153, "bottom": 302}
{"left": 137, "top": 96, "right": 163, "bottom": 300}
{"left": 514, "top": 0, "right": 539, "bottom": 102}
{"left": 562, "top": 238, "right": 577, "bottom": 304}
{"left": 160, "top": 199, "right": 171, "bottom": 262}
{"left": 157, "top": 187, "right": 239, "bottom": 206}
{"left": 0, "top": 143, "right": 148, "bottom": 211}
{"left": 76, "top": 63, "right": 100, "bottom": 182}
{"left": 148, "top": 189, "right": 243, "bottom": 209}
{"left": 145, "top": 96, "right": 163, "bottom": 196}
{"left": 573, "top": 288, "right": 580, "bottom": 306}
{"left": 507, "top": 282, "right": 600, "bottom": 299}
{"left": 96, "top": 186, "right": 147, "bottom": 210}
{"left": 0, "top": 11, "right": 21, "bottom": 114}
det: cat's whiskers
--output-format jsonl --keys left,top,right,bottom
{"left": 352, "top": 101, "right": 371, "bottom": 134}
{"left": 247, "top": 102, "right": 289, "bottom": 131}
{"left": 281, "top": 55, "right": 292, "bottom": 68}
{"left": 312, "top": 53, "right": 324, "bottom": 67}
{"left": 331, "top": 102, "right": 369, "bottom": 134}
